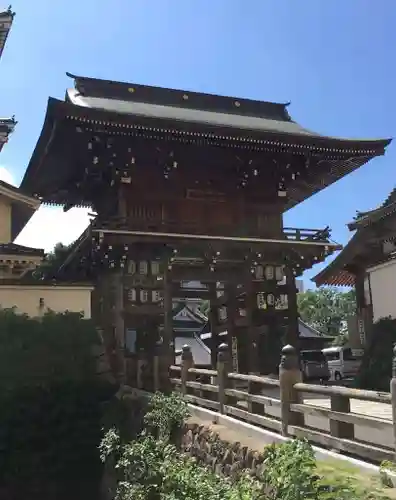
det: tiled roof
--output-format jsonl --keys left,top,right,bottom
{"left": 0, "top": 242, "right": 44, "bottom": 257}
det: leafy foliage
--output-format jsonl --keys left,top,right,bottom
{"left": 33, "top": 242, "right": 72, "bottom": 279}
{"left": 261, "top": 439, "right": 318, "bottom": 499}
{"left": 103, "top": 431, "right": 263, "bottom": 500}
{"left": 0, "top": 308, "right": 116, "bottom": 500}
{"left": 355, "top": 317, "right": 396, "bottom": 391}
{"left": 0, "top": 308, "right": 99, "bottom": 390}
{"left": 297, "top": 287, "right": 356, "bottom": 338}
{"left": 200, "top": 299, "right": 210, "bottom": 317}
{"left": 143, "top": 391, "right": 190, "bottom": 440}
{"left": 101, "top": 392, "right": 377, "bottom": 500}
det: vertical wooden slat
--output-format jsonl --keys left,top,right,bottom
{"left": 285, "top": 266, "right": 299, "bottom": 349}
{"left": 208, "top": 281, "right": 219, "bottom": 368}
{"left": 245, "top": 268, "right": 260, "bottom": 374}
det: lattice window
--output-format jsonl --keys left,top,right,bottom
{"left": 127, "top": 288, "right": 137, "bottom": 302}
{"left": 264, "top": 265, "right": 275, "bottom": 280}
{"left": 275, "top": 266, "right": 284, "bottom": 282}
{"left": 151, "top": 261, "right": 160, "bottom": 276}
{"left": 140, "top": 290, "right": 149, "bottom": 302}
{"left": 152, "top": 290, "right": 162, "bottom": 303}
{"left": 275, "top": 294, "right": 288, "bottom": 310}
{"left": 127, "top": 260, "right": 136, "bottom": 275}
{"left": 257, "top": 293, "right": 266, "bottom": 309}
{"left": 139, "top": 260, "right": 148, "bottom": 275}
{"left": 218, "top": 307, "right": 227, "bottom": 321}
{"left": 255, "top": 265, "right": 264, "bottom": 280}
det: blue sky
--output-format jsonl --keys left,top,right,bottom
{"left": 1, "top": 0, "right": 395, "bottom": 285}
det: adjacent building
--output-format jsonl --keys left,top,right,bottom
{"left": 313, "top": 187, "right": 396, "bottom": 345}
{"left": 0, "top": 9, "right": 93, "bottom": 318}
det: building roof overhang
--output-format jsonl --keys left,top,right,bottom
{"left": 0, "top": 180, "right": 41, "bottom": 240}
{"left": 0, "top": 7, "right": 14, "bottom": 61}
{"left": 313, "top": 188, "right": 396, "bottom": 287}
{"left": 0, "top": 242, "right": 44, "bottom": 258}
{"left": 348, "top": 187, "right": 396, "bottom": 231}
{"left": 0, "top": 116, "right": 16, "bottom": 153}
{"left": 19, "top": 74, "right": 391, "bottom": 211}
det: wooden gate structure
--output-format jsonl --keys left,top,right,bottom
{"left": 19, "top": 73, "right": 390, "bottom": 388}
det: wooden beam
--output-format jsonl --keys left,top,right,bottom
{"left": 123, "top": 304, "right": 164, "bottom": 316}
{"left": 170, "top": 266, "right": 245, "bottom": 283}
{"left": 171, "top": 286, "right": 211, "bottom": 299}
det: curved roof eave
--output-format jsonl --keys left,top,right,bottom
{"left": 65, "top": 87, "right": 392, "bottom": 148}
{"left": 19, "top": 98, "right": 60, "bottom": 192}
{"left": 312, "top": 231, "right": 362, "bottom": 287}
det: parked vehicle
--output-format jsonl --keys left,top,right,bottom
{"left": 300, "top": 350, "right": 330, "bottom": 382}
{"left": 322, "top": 346, "right": 362, "bottom": 381}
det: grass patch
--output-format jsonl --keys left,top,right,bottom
{"left": 316, "top": 459, "right": 396, "bottom": 499}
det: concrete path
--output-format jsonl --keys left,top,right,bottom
{"left": 258, "top": 386, "right": 393, "bottom": 449}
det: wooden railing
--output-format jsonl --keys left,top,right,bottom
{"left": 170, "top": 344, "right": 396, "bottom": 464}
{"left": 94, "top": 215, "right": 332, "bottom": 244}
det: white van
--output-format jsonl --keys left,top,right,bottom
{"left": 322, "top": 346, "right": 363, "bottom": 382}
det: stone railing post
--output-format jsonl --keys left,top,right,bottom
{"left": 181, "top": 344, "right": 194, "bottom": 395}
{"left": 390, "top": 344, "right": 396, "bottom": 460}
{"left": 217, "top": 342, "right": 229, "bottom": 414}
{"left": 279, "top": 344, "right": 303, "bottom": 436}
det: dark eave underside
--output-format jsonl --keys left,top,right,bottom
{"left": 20, "top": 97, "right": 390, "bottom": 211}
{"left": 0, "top": 9, "right": 14, "bottom": 60}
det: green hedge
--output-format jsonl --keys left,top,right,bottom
{"left": 0, "top": 309, "right": 117, "bottom": 500}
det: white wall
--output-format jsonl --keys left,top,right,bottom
{"left": 0, "top": 285, "right": 93, "bottom": 318}
{"left": 0, "top": 195, "right": 11, "bottom": 243}
{"left": 367, "top": 259, "right": 396, "bottom": 322}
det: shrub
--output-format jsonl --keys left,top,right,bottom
{"left": 143, "top": 391, "right": 190, "bottom": 440}
{"left": 102, "top": 393, "right": 376, "bottom": 500}
{"left": 355, "top": 317, "right": 396, "bottom": 391}
{"left": 103, "top": 431, "right": 263, "bottom": 500}
{"left": 0, "top": 309, "right": 115, "bottom": 500}
{"left": 261, "top": 439, "right": 318, "bottom": 499}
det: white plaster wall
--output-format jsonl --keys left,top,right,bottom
{"left": 367, "top": 259, "right": 396, "bottom": 322}
{"left": 0, "top": 286, "right": 93, "bottom": 318}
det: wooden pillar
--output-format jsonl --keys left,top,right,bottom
{"left": 225, "top": 282, "right": 238, "bottom": 373}
{"left": 390, "top": 345, "right": 396, "bottom": 460}
{"left": 245, "top": 271, "right": 260, "bottom": 374}
{"left": 99, "top": 272, "right": 119, "bottom": 381}
{"left": 279, "top": 344, "right": 303, "bottom": 436}
{"left": 118, "top": 183, "right": 128, "bottom": 223}
{"left": 355, "top": 269, "right": 368, "bottom": 347}
{"left": 181, "top": 345, "right": 194, "bottom": 395}
{"left": 285, "top": 266, "right": 299, "bottom": 349}
{"left": 112, "top": 270, "right": 126, "bottom": 384}
{"left": 208, "top": 282, "right": 219, "bottom": 368}
{"left": 217, "top": 343, "right": 230, "bottom": 414}
{"left": 329, "top": 393, "right": 354, "bottom": 439}
{"left": 160, "top": 264, "right": 174, "bottom": 390}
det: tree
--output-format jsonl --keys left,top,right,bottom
{"left": 0, "top": 309, "right": 113, "bottom": 500}
{"left": 297, "top": 287, "right": 356, "bottom": 337}
{"left": 33, "top": 242, "right": 72, "bottom": 280}
{"left": 199, "top": 299, "right": 210, "bottom": 317}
